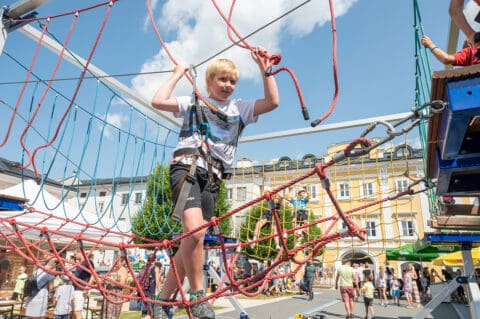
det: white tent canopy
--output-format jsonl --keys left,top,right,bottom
{"left": 0, "top": 180, "right": 130, "bottom": 244}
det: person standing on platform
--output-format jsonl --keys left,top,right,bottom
{"left": 285, "top": 187, "right": 310, "bottom": 242}
{"left": 421, "top": 32, "right": 480, "bottom": 66}
{"left": 449, "top": 0, "right": 480, "bottom": 44}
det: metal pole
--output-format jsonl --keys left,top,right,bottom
{"left": 239, "top": 112, "right": 412, "bottom": 143}
{"left": 17, "top": 24, "right": 181, "bottom": 128}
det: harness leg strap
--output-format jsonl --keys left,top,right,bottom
{"left": 171, "top": 155, "right": 198, "bottom": 221}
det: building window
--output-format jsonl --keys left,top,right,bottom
{"left": 121, "top": 193, "right": 129, "bottom": 205}
{"left": 98, "top": 201, "right": 104, "bottom": 213}
{"left": 396, "top": 179, "right": 409, "bottom": 193}
{"left": 302, "top": 155, "right": 316, "bottom": 167}
{"left": 309, "top": 185, "right": 318, "bottom": 200}
{"left": 80, "top": 192, "right": 87, "bottom": 198}
{"left": 337, "top": 182, "right": 350, "bottom": 199}
{"left": 361, "top": 182, "right": 375, "bottom": 199}
{"left": 227, "top": 188, "right": 233, "bottom": 201}
{"left": 236, "top": 187, "right": 247, "bottom": 201}
{"left": 99, "top": 191, "right": 106, "bottom": 197}
{"left": 135, "top": 192, "right": 142, "bottom": 204}
{"left": 401, "top": 220, "right": 414, "bottom": 237}
{"left": 366, "top": 220, "right": 377, "bottom": 237}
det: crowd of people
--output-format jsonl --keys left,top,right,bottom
{"left": 0, "top": 247, "right": 169, "bottom": 319}
{"left": 334, "top": 259, "right": 479, "bottom": 319}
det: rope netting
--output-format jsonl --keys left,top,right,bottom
{"left": 0, "top": 0, "right": 443, "bottom": 317}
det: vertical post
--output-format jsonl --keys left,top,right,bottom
{"left": 461, "top": 242, "right": 480, "bottom": 319}
{"left": 0, "top": 8, "right": 7, "bottom": 55}
{"left": 0, "top": 0, "right": 52, "bottom": 55}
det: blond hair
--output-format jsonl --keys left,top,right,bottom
{"left": 205, "top": 59, "right": 239, "bottom": 93}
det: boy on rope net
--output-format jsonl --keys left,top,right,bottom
{"left": 150, "top": 49, "right": 279, "bottom": 319}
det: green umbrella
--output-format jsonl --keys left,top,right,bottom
{"left": 386, "top": 243, "right": 459, "bottom": 262}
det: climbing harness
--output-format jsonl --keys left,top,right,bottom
{"left": 170, "top": 66, "right": 227, "bottom": 221}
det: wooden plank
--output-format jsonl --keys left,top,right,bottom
{"left": 442, "top": 204, "right": 476, "bottom": 215}
{"left": 429, "top": 215, "right": 480, "bottom": 230}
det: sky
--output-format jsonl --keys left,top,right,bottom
{"left": 0, "top": 0, "right": 476, "bottom": 178}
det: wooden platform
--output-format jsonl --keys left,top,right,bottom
{"left": 427, "top": 64, "right": 480, "bottom": 230}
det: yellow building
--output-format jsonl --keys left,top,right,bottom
{"left": 227, "top": 141, "right": 433, "bottom": 276}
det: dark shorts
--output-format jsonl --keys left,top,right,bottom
{"left": 261, "top": 210, "right": 273, "bottom": 221}
{"left": 364, "top": 296, "right": 373, "bottom": 307}
{"left": 170, "top": 163, "right": 219, "bottom": 221}
{"left": 294, "top": 210, "right": 308, "bottom": 222}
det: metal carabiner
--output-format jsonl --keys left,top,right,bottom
{"left": 188, "top": 64, "right": 198, "bottom": 94}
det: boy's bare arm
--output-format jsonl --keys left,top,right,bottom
{"left": 252, "top": 48, "right": 280, "bottom": 116}
{"left": 151, "top": 65, "right": 186, "bottom": 113}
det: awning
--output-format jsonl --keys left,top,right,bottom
{"left": 386, "top": 243, "right": 459, "bottom": 262}
{"left": 432, "top": 247, "right": 480, "bottom": 266}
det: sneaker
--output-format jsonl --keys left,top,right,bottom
{"left": 153, "top": 303, "right": 173, "bottom": 319}
{"left": 190, "top": 290, "right": 215, "bottom": 319}
{"left": 153, "top": 305, "right": 173, "bottom": 319}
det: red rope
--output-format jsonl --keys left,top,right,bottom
{"left": 0, "top": 19, "right": 50, "bottom": 149}
{"left": 7, "top": 0, "right": 118, "bottom": 23}
{"left": 21, "top": 2, "right": 115, "bottom": 177}
{"left": 210, "top": 0, "right": 309, "bottom": 120}
{"left": 19, "top": 14, "right": 79, "bottom": 172}
{"left": 311, "top": 0, "right": 339, "bottom": 127}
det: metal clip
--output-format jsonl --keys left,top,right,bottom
{"left": 188, "top": 64, "right": 198, "bottom": 92}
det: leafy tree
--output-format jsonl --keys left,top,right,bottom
{"left": 131, "top": 164, "right": 181, "bottom": 242}
{"left": 240, "top": 202, "right": 324, "bottom": 261}
{"left": 214, "top": 181, "right": 233, "bottom": 237}
{"left": 132, "top": 164, "right": 233, "bottom": 242}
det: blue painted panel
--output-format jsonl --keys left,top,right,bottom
{"left": 439, "top": 78, "right": 480, "bottom": 160}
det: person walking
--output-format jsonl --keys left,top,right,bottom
{"left": 376, "top": 266, "right": 388, "bottom": 307}
{"left": 303, "top": 259, "right": 317, "bottom": 301}
{"left": 361, "top": 275, "right": 375, "bottom": 319}
{"left": 403, "top": 264, "right": 418, "bottom": 308}
{"left": 335, "top": 260, "right": 358, "bottom": 319}
{"left": 391, "top": 275, "right": 401, "bottom": 306}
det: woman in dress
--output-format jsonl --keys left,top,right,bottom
{"left": 403, "top": 263, "right": 419, "bottom": 308}
{"left": 376, "top": 265, "right": 388, "bottom": 306}
{"left": 102, "top": 260, "right": 128, "bottom": 319}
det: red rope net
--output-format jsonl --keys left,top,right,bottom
{"left": 0, "top": 137, "right": 424, "bottom": 318}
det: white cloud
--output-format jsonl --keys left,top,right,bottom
{"left": 98, "top": 112, "right": 128, "bottom": 139}
{"left": 133, "top": 0, "right": 358, "bottom": 101}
